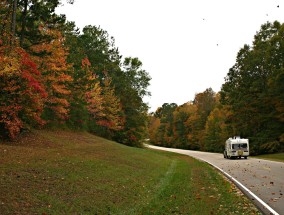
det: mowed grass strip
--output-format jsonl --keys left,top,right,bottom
{"left": 252, "top": 153, "right": 284, "bottom": 162}
{"left": 0, "top": 130, "right": 260, "bottom": 215}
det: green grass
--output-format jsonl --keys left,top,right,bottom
{"left": 253, "top": 153, "right": 284, "bottom": 162}
{"left": 0, "top": 130, "right": 260, "bottom": 214}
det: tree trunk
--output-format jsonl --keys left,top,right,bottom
{"left": 11, "top": 0, "right": 17, "bottom": 40}
{"left": 20, "top": 0, "right": 28, "bottom": 47}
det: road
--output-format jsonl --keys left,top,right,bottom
{"left": 147, "top": 145, "right": 284, "bottom": 215}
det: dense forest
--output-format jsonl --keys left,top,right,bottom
{"left": 148, "top": 21, "right": 284, "bottom": 155}
{"left": 1, "top": 1, "right": 283, "bottom": 154}
{"left": 0, "top": 0, "right": 151, "bottom": 147}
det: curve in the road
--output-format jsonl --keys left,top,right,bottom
{"left": 146, "top": 145, "right": 281, "bottom": 215}
{"left": 204, "top": 158, "right": 279, "bottom": 215}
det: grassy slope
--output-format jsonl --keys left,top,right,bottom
{"left": 252, "top": 153, "right": 284, "bottom": 162}
{"left": 0, "top": 130, "right": 260, "bottom": 215}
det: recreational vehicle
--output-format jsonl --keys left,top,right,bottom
{"left": 224, "top": 137, "right": 249, "bottom": 159}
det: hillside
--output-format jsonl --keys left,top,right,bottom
{"left": 0, "top": 130, "right": 260, "bottom": 214}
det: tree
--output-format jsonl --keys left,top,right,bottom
{"left": 16, "top": 0, "right": 68, "bottom": 48}
{"left": 221, "top": 21, "right": 284, "bottom": 154}
{"left": 150, "top": 103, "right": 177, "bottom": 147}
{"left": 0, "top": 0, "right": 13, "bottom": 45}
{"left": 89, "top": 76, "right": 124, "bottom": 138}
{"left": 0, "top": 1, "right": 47, "bottom": 139}
{"left": 78, "top": 25, "right": 122, "bottom": 80}
{"left": 191, "top": 88, "right": 216, "bottom": 150}
{"left": 31, "top": 28, "right": 72, "bottom": 123}
{"left": 67, "top": 57, "right": 102, "bottom": 129}
{"left": 113, "top": 57, "right": 151, "bottom": 146}
{"left": 148, "top": 113, "right": 161, "bottom": 145}
{"left": 0, "top": 45, "right": 47, "bottom": 139}
{"left": 193, "top": 88, "right": 216, "bottom": 128}
{"left": 172, "top": 102, "right": 192, "bottom": 148}
{"left": 203, "top": 103, "right": 232, "bottom": 152}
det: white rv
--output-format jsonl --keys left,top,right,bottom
{"left": 224, "top": 137, "right": 249, "bottom": 159}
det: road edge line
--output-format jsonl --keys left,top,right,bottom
{"left": 146, "top": 145, "right": 279, "bottom": 215}
{"left": 202, "top": 159, "right": 279, "bottom": 215}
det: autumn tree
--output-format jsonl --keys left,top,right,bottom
{"left": 64, "top": 24, "right": 124, "bottom": 136}
{"left": 188, "top": 88, "right": 216, "bottom": 150}
{"left": 88, "top": 76, "right": 124, "bottom": 138}
{"left": 221, "top": 21, "right": 284, "bottom": 154}
{"left": 65, "top": 57, "right": 102, "bottom": 129}
{"left": 76, "top": 25, "right": 122, "bottom": 80}
{"left": 112, "top": 57, "right": 151, "bottom": 147}
{"left": 0, "top": 1, "right": 47, "bottom": 139}
{"left": 150, "top": 103, "right": 177, "bottom": 147}
{"left": 183, "top": 103, "right": 200, "bottom": 150}
{"left": 148, "top": 113, "right": 161, "bottom": 145}
{"left": 203, "top": 96, "right": 233, "bottom": 152}
{"left": 172, "top": 102, "right": 192, "bottom": 148}
{"left": 149, "top": 89, "right": 217, "bottom": 150}
{"left": 0, "top": 45, "right": 47, "bottom": 139}
{"left": 1, "top": 1, "right": 152, "bottom": 147}
{"left": 31, "top": 28, "right": 72, "bottom": 124}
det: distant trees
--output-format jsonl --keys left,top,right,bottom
{"left": 0, "top": 0, "right": 151, "bottom": 147}
{"left": 1, "top": 0, "right": 283, "bottom": 154}
{"left": 148, "top": 89, "right": 218, "bottom": 151}
{"left": 220, "top": 21, "right": 284, "bottom": 154}
{"left": 148, "top": 21, "right": 284, "bottom": 155}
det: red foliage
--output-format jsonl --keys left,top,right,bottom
{"left": 81, "top": 57, "right": 91, "bottom": 67}
{"left": 20, "top": 50, "right": 47, "bottom": 98}
{"left": 0, "top": 46, "right": 47, "bottom": 139}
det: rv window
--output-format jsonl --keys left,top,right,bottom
{"left": 232, "top": 144, "right": 239, "bottom": 149}
{"left": 240, "top": 143, "right": 247, "bottom": 148}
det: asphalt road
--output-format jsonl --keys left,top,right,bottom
{"left": 147, "top": 145, "right": 284, "bottom": 215}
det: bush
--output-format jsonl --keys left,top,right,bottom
{"left": 260, "top": 141, "right": 280, "bottom": 154}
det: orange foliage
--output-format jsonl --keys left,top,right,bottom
{"left": 31, "top": 28, "right": 72, "bottom": 120}
{"left": 148, "top": 116, "right": 160, "bottom": 143}
{"left": 78, "top": 57, "right": 104, "bottom": 118}
{"left": 0, "top": 45, "right": 47, "bottom": 138}
{"left": 85, "top": 81, "right": 104, "bottom": 117}
{"left": 96, "top": 77, "right": 124, "bottom": 131}
{"left": 77, "top": 58, "right": 124, "bottom": 131}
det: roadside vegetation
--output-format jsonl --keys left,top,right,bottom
{"left": 148, "top": 21, "right": 284, "bottom": 156}
{"left": 0, "top": 130, "right": 260, "bottom": 214}
{"left": 1, "top": 0, "right": 150, "bottom": 147}
{"left": 253, "top": 153, "right": 284, "bottom": 163}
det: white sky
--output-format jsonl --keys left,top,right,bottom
{"left": 56, "top": 0, "right": 284, "bottom": 112}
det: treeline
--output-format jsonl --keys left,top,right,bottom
{"left": 0, "top": 0, "right": 151, "bottom": 147}
{"left": 148, "top": 21, "right": 284, "bottom": 155}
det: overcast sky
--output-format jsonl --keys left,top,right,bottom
{"left": 56, "top": 0, "right": 283, "bottom": 112}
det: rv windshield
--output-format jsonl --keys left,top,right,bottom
{"left": 232, "top": 144, "right": 239, "bottom": 149}
{"left": 232, "top": 143, "right": 247, "bottom": 149}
